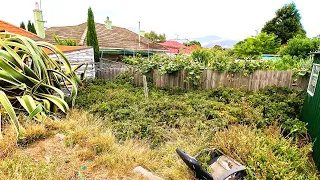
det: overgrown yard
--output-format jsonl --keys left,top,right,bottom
{"left": 0, "top": 77, "right": 318, "bottom": 179}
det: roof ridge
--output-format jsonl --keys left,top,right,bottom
{"left": 0, "top": 20, "right": 40, "bottom": 38}
{"left": 46, "top": 22, "right": 87, "bottom": 29}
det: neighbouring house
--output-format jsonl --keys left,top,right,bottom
{"left": 0, "top": 20, "right": 41, "bottom": 40}
{"left": 0, "top": 13, "right": 95, "bottom": 79}
{"left": 33, "top": 2, "right": 95, "bottom": 78}
{"left": 301, "top": 51, "right": 320, "bottom": 170}
{"left": 44, "top": 17, "right": 167, "bottom": 62}
{"left": 159, "top": 41, "right": 199, "bottom": 55}
{"left": 43, "top": 46, "right": 95, "bottom": 79}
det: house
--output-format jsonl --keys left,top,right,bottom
{"left": 0, "top": 20, "right": 40, "bottom": 40}
{"left": 301, "top": 51, "right": 320, "bottom": 170}
{"left": 33, "top": 2, "right": 95, "bottom": 78}
{"left": 43, "top": 45, "right": 95, "bottom": 79}
{"left": 159, "top": 41, "right": 199, "bottom": 55}
{"left": 0, "top": 3, "right": 95, "bottom": 79}
{"left": 44, "top": 17, "right": 167, "bottom": 61}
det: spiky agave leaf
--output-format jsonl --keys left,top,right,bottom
{"left": 0, "top": 32, "right": 83, "bottom": 138}
{"left": 0, "top": 91, "right": 25, "bottom": 138}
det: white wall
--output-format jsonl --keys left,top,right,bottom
{"left": 49, "top": 48, "right": 95, "bottom": 79}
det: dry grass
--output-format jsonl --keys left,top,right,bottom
{"left": 0, "top": 124, "right": 18, "bottom": 159}
{"left": 0, "top": 110, "right": 198, "bottom": 179}
{"left": 0, "top": 110, "right": 317, "bottom": 179}
{"left": 212, "top": 124, "right": 318, "bottom": 179}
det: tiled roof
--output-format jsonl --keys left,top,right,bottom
{"left": 45, "top": 23, "right": 87, "bottom": 45}
{"left": 0, "top": 20, "right": 40, "bottom": 40}
{"left": 160, "top": 41, "right": 200, "bottom": 54}
{"left": 160, "top": 41, "right": 186, "bottom": 49}
{"left": 44, "top": 23, "right": 166, "bottom": 51}
{"left": 42, "top": 45, "right": 91, "bottom": 54}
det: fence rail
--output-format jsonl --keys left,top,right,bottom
{"left": 95, "top": 66, "right": 309, "bottom": 90}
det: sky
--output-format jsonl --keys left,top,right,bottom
{"left": 1, "top": 0, "right": 319, "bottom": 41}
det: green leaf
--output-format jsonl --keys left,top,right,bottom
{"left": 0, "top": 91, "right": 24, "bottom": 137}
{"left": 36, "top": 93, "right": 69, "bottom": 113}
{"left": 26, "top": 104, "right": 45, "bottom": 121}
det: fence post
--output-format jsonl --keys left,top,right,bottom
{"left": 143, "top": 75, "right": 148, "bottom": 99}
{"left": 99, "top": 59, "right": 103, "bottom": 70}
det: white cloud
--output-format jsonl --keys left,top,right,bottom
{"left": 1, "top": 0, "right": 319, "bottom": 40}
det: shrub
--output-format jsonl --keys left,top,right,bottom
{"left": 53, "top": 33, "right": 78, "bottom": 46}
{"left": 77, "top": 78, "right": 308, "bottom": 145}
{"left": 233, "top": 33, "right": 281, "bottom": 59}
{"left": 212, "top": 125, "right": 318, "bottom": 179}
{"left": 279, "top": 36, "right": 320, "bottom": 58}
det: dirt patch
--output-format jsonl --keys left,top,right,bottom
{"left": 21, "top": 134, "right": 146, "bottom": 179}
{"left": 22, "top": 134, "right": 82, "bottom": 179}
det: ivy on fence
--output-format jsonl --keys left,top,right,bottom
{"left": 123, "top": 49, "right": 313, "bottom": 87}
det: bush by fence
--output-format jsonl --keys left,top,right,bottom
{"left": 95, "top": 66, "right": 309, "bottom": 91}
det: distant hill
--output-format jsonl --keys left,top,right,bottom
{"left": 125, "top": 27, "right": 238, "bottom": 48}
{"left": 203, "top": 39, "right": 238, "bottom": 48}
{"left": 177, "top": 35, "right": 238, "bottom": 48}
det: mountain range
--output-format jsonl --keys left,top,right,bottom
{"left": 127, "top": 27, "right": 238, "bottom": 48}
{"left": 176, "top": 35, "right": 238, "bottom": 48}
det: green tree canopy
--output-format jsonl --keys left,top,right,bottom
{"left": 261, "top": 3, "right": 306, "bottom": 44}
{"left": 183, "top": 40, "right": 201, "bottom": 47}
{"left": 27, "top": 20, "right": 37, "bottom": 34}
{"left": 86, "top": 7, "right": 100, "bottom": 62}
{"left": 233, "top": 32, "right": 281, "bottom": 59}
{"left": 145, "top": 31, "right": 166, "bottom": 43}
{"left": 213, "top": 45, "right": 223, "bottom": 50}
{"left": 279, "top": 36, "right": 320, "bottom": 58}
{"left": 20, "top": 22, "right": 26, "bottom": 30}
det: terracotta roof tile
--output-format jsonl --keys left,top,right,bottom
{"left": 160, "top": 41, "right": 200, "bottom": 54}
{"left": 44, "top": 23, "right": 166, "bottom": 51}
{"left": 42, "top": 45, "right": 91, "bottom": 54}
{"left": 0, "top": 20, "right": 40, "bottom": 40}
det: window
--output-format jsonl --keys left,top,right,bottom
{"left": 307, "top": 64, "right": 320, "bottom": 96}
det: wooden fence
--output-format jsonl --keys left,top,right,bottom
{"left": 95, "top": 67, "right": 309, "bottom": 91}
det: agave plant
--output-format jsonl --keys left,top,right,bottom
{"left": 0, "top": 32, "right": 83, "bottom": 138}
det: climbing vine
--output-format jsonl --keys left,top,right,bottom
{"left": 123, "top": 49, "right": 313, "bottom": 87}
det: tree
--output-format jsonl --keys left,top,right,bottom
{"left": 86, "top": 7, "right": 100, "bottom": 62}
{"left": 261, "top": 3, "right": 306, "bottom": 44}
{"left": 279, "top": 36, "right": 320, "bottom": 58}
{"left": 27, "top": 20, "right": 37, "bottom": 34}
{"left": 233, "top": 32, "right": 281, "bottom": 59}
{"left": 20, "top": 22, "right": 26, "bottom": 30}
{"left": 212, "top": 45, "right": 223, "bottom": 50}
{"left": 183, "top": 40, "right": 201, "bottom": 47}
{"left": 145, "top": 31, "right": 166, "bottom": 43}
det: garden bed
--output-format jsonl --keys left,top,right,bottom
{"left": 0, "top": 77, "right": 318, "bottom": 179}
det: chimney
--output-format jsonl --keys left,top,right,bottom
{"left": 104, "top": 16, "right": 112, "bottom": 30}
{"left": 33, "top": 2, "right": 45, "bottom": 38}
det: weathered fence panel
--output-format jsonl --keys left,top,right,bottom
{"left": 148, "top": 70, "right": 295, "bottom": 91}
{"left": 292, "top": 75, "right": 309, "bottom": 89}
{"left": 95, "top": 64, "right": 308, "bottom": 90}
{"left": 95, "top": 59, "right": 131, "bottom": 79}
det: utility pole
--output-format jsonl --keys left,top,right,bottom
{"left": 139, "top": 21, "right": 141, "bottom": 48}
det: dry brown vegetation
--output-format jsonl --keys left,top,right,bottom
{"left": 0, "top": 78, "right": 318, "bottom": 179}
{"left": 0, "top": 111, "right": 199, "bottom": 179}
{"left": 0, "top": 109, "right": 318, "bottom": 179}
